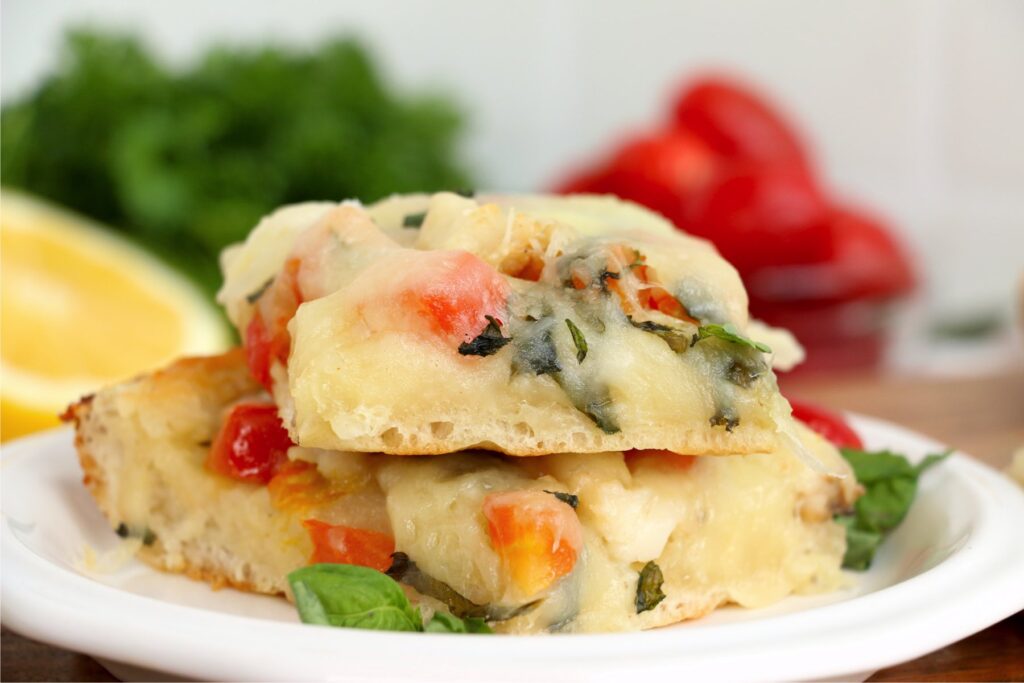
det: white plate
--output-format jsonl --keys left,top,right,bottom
{"left": 3, "top": 416, "right": 1024, "bottom": 683}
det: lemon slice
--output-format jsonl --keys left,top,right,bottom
{"left": 1, "top": 190, "right": 229, "bottom": 440}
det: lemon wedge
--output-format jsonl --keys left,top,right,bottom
{"left": 1, "top": 190, "right": 229, "bottom": 440}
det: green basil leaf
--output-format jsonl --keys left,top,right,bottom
{"left": 694, "top": 323, "right": 771, "bottom": 353}
{"left": 635, "top": 561, "right": 666, "bottom": 614}
{"left": 288, "top": 563, "right": 422, "bottom": 632}
{"left": 402, "top": 211, "right": 427, "bottom": 228}
{"left": 458, "top": 315, "right": 511, "bottom": 357}
{"left": 837, "top": 448, "right": 949, "bottom": 570}
{"left": 424, "top": 610, "right": 494, "bottom": 634}
{"left": 835, "top": 515, "right": 883, "bottom": 571}
{"left": 565, "top": 318, "right": 588, "bottom": 363}
{"left": 544, "top": 489, "right": 579, "bottom": 509}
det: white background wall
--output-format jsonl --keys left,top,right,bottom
{"left": 3, "top": 0, "right": 1023, "bottom": 355}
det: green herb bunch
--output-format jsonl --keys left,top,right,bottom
{"left": 1, "top": 30, "right": 473, "bottom": 293}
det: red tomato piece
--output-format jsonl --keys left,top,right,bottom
{"left": 789, "top": 399, "right": 863, "bottom": 449}
{"left": 207, "top": 403, "right": 293, "bottom": 484}
{"left": 301, "top": 519, "right": 395, "bottom": 572}
{"left": 400, "top": 251, "right": 511, "bottom": 341}
{"left": 679, "top": 164, "right": 828, "bottom": 275}
{"left": 671, "top": 76, "right": 809, "bottom": 168}
{"left": 483, "top": 490, "right": 582, "bottom": 597}
{"left": 244, "top": 310, "right": 289, "bottom": 393}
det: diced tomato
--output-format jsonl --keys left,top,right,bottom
{"left": 302, "top": 519, "right": 395, "bottom": 572}
{"left": 399, "top": 251, "right": 511, "bottom": 342}
{"left": 483, "top": 490, "right": 583, "bottom": 597}
{"left": 624, "top": 449, "right": 697, "bottom": 473}
{"left": 245, "top": 310, "right": 290, "bottom": 393}
{"left": 602, "top": 244, "right": 700, "bottom": 325}
{"left": 671, "top": 77, "right": 809, "bottom": 168}
{"left": 207, "top": 403, "right": 293, "bottom": 484}
{"left": 244, "top": 257, "right": 304, "bottom": 392}
{"left": 789, "top": 399, "right": 863, "bottom": 449}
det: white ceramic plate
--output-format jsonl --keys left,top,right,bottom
{"left": 3, "top": 416, "right": 1024, "bottom": 683}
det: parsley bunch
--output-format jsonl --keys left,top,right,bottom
{"left": 1, "top": 30, "right": 472, "bottom": 294}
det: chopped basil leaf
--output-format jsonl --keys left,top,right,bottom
{"left": 513, "top": 327, "right": 562, "bottom": 375}
{"left": 693, "top": 323, "right": 771, "bottom": 353}
{"left": 635, "top": 561, "right": 666, "bottom": 614}
{"left": 424, "top": 610, "right": 493, "bottom": 634}
{"left": 628, "top": 317, "right": 691, "bottom": 353}
{"left": 245, "top": 277, "right": 274, "bottom": 304}
{"left": 454, "top": 188, "right": 475, "bottom": 198}
{"left": 387, "top": 552, "right": 533, "bottom": 622}
{"left": 458, "top": 316, "right": 511, "bottom": 357}
{"left": 544, "top": 490, "right": 579, "bottom": 509}
{"left": 288, "top": 563, "right": 422, "bottom": 631}
{"left": 837, "top": 448, "right": 950, "bottom": 570}
{"left": 725, "top": 357, "right": 765, "bottom": 388}
{"left": 579, "top": 389, "right": 620, "bottom": 434}
{"left": 115, "top": 523, "right": 156, "bottom": 545}
{"left": 709, "top": 411, "right": 740, "bottom": 432}
{"left": 387, "top": 552, "right": 487, "bottom": 619}
{"left": 564, "top": 319, "right": 587, "bottom": 363}
{"left": 403, "top": 211, "right": 427, "bottom": 228}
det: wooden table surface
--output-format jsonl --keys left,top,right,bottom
{"left": 2, "top": 371, "right": 1022, "bottom": 682}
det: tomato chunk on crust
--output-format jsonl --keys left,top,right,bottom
{"left": 302, "top": 519, "right": 395, "bottom": 572}
{"left": 483, "top": 490, "right": 583, "bottom": 597}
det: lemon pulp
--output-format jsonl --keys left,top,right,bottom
{"left": 1, "top": 190, "right": 228, "bottom": 440}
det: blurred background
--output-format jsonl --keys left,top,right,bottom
{"left": 2, "top": 0, "right": 1023, "bottom": 440}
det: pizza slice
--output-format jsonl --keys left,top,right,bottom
{"left": 218, "top": 193, "right": 804, "bottom": 456}
{"left": 64, "top": 350, "right": 858, "bottom": 633}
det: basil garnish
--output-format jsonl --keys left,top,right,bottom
{"left": 288, "top": 563, "right": 494, "bottom": 634}
{"left": 627, "top": 317, "right": 691, "bottom": 354}
{"left": 245, "top": 277, "right": 274, "bottom": 304}
{"left": 403, "top": 211, "right": 427, "bottom": 228}
{"left": 458, "top": 316, "right": 511, "bottom": 357}
{"left": 635, "top": 561, "right": 666, "bottom": 614}
{"left": 837, "top": 448, "right": 950, "bottom": 570}
{"left": 564, "top": 319, "right": 587, "bottom": 363}
{"left": 544, "top": 490, "right": 579, "bottom": 509}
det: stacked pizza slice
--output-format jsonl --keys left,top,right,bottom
{"left": 66, "top": 192, "right": 859, "bottom": 633}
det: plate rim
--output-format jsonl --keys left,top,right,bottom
{"left": 3, "top": 417, "right": 1024, "bottom": 682}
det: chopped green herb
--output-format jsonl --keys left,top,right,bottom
{"left": 580, "top": 391, "right": 621, "bottom": 435}
{"left": 564, "top": 319, "right": 588, "bottom": 363}
{"left": 453, "top": 188, "right": 475, "bottom": 198}
{"left": 628, "top": 317, "right": 691, "bottom": 353}
{"left": 245, "top": 277, "right": 274, "bottom": 305}
{"left": 403, "top": 211, "right": 427, "bottom": 228}
{"left": 635, "top": 561, "right": 666, "bottom": 614}
{"left": 725, "top": 358, "right": 765, "bottom": 388}
{"left": 544, "top": 490, "right": 579, "bottom": 509}
{"left": 709, "top": 411, "right": 740, "bottom": 432}
{"left": 693, "top": 323, "right": 771, "bottom": 353}
{"left": 458, "top": 316, "right": 511, "bottom": 357}
{"left": 114, "top": 522, "right": 156, "bottom": 545}
{"left": 837, "top": 448, "right": 951, "bottom": 570}
{"left": 288, "top": 563, "right": 494, "bottom": 634}
{"left": 423, "top": 610, "right": 493, "bottom": 634}
{"left": 387, "top": 552, "right": 532, "bottom": 622}
{"left": 513, "top": 327, "right": 562, "bottom": 376}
